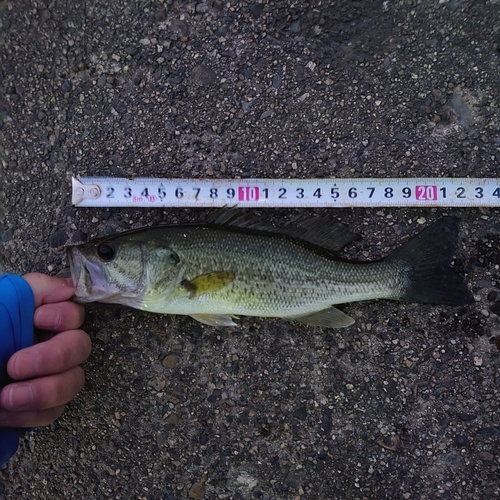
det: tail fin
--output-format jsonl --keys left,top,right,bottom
{"left": 388, "top": 217, "right": 472, "bottom": 306}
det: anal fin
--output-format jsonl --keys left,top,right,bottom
{"left": 287, "top": 307, "right": 354, "bottom": 328}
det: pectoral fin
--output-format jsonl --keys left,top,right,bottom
{"left": 287, "top": 307, "right": 354, "bottom": 328}
{"left": 190, "top": 313, "right": 238, "bottom": 327}
{"left": 181, "top": 271, "right": 235, "bottom": 298}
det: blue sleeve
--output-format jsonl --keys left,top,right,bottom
{"left": 0, "top": 274, "right": 35, "bottom": 467}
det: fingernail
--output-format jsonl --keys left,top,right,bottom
{"left": 34, "top": 306, "right": 62, "bottom": 330}
{"left": 64, "top": 277, "right": 75, "bottom": 289}
{"left": 7, "top": 384, "right": 34, "bottom": 410}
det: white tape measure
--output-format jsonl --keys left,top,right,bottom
{"left": 72, "top": 176, "right": 500, "bottom": 208}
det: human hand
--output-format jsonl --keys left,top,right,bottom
{"left": 0, "top": 273, "right": 91, "bottom": 427}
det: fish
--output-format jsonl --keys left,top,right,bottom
{"left": 67, "top": 212, "right": 472, "bottom": 328}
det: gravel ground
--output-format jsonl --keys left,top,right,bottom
{"left": 1, "top": 0, "right": 500, "bottom": 498}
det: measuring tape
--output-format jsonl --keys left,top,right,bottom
{"left": 72, "top": 176, "right": 500, "bottom": 208}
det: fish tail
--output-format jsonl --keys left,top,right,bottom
{"left": 388, "top": 217, "right": 472, "bottom": 306}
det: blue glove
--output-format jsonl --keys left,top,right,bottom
{"left": 0, "top": 274, "right": 34, "bottom": 467}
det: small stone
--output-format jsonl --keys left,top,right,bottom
{"left": 61, "top": 80, "right": 72, "bottom": 92}
{"left": 1, "top": 228, "right": 13, "bottom": 243}
{"left": 487, "top": 290, "right": 498, "bottom": 301}
{"left": 96, "top": 328, "right": 110, "bottom": 342}
{"left": 72, "top": 230, "right": 88, "bottom": 243}
{"left": 189, "top": 477, "right": 207, "bottom": 499}
{"left": 321, "top": 408, "right": 333, "bottom": 433}
{"left": 235, "top": 471, "right": 258, "bottom": 492}
{"left": 162, "top": 353, "right": 179, "bottom": 369}
{"left": 154, "top": 8, "right": 168, "bottom": 22}
{"left": 38, "top": 8, "right": 52, "bottom": 23}
{"left": 293, "top": 406, "right": 307, "bottom": 421}
{"left": 196, "top": 3, "right": 209, "bottom": 13}
{"left": 191, "top": 65, "right": 217, "bottom": 86}
{"left": 456, "top": 412, "right": 476, "bottom": 422}
{"left": 150, "top": 378, "right": 166, "bottom": 391}
{"left": 453, "top": 435, "right": 469, "bottom": 447}
{"left": 249, "top": 3, "right": 264, "bottom": 19}
{"left": 286, "top": 471, "right": 302, "bottom": 489}
{"left": 489, "top": 302, "right": 500, "bottom": 316}
{"left": 271, "top": 74, "right": 282, "bottom": 88}
{"left": 49, "top": 229, "right": 69, "bottom": 248}
{"left": 165, "top": 413, "right": 179, "bottom": 426}
{"left": 478, "top": 451, "right": 494, "bottom": 461}
{"left": 111, "top": 101, "right": 127, "bottom": 114}
{"left": 474, "top": 356, "right": 483, "bottom": 367}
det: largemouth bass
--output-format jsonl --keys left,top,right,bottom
{"left": 68, "top": 213, "right": 471, "bottom": 328}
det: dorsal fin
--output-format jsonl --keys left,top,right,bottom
{"left": 282, "top": 214, "right": 355, "bottom": 252}
{"left": 206, "top": 209, "right": 266, "bottom": 229}
{"left": 207, "top": 209, "right": 355, "bottom": 253}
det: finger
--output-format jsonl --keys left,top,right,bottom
{"left": 34, "top": 301, "right": 85, "bottom": 332}
{"left": 23, "top": 273, "right": 76, "bottom": 308}
{"left": 0, "top": 366, "right": 85, "bottom": 413}
{"left": 0, "top": 405, "right": 65, "bottom": 428}
{"left": 7, "top": 330, "right": 91, "bottom": 380}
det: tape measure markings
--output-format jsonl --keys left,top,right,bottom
{"left": 72, "top": 176, "right": 500, "bottom": 208}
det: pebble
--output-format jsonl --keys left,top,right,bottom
{"left": 456, "top": 412, "right": 477, "bottom": 422}
{"left": 196, "top": 3, "right": 209, "bottom": 14}
{"left": 188, "top": 477, "right": 207, "bottom": 499}
{"left": 453, "top": 435, "right": 470, "bottom": 447}
{"left": 489, "top": 303, "right": 500, "bottom": 316}
{"left": 249, "top": 3, "right": 264, "bottom": 19}
{"left": 49, "top": 229, "right": 69, "bottom": 248}
{"left": 191, "top": 65, "right": 217, "bottom": 86}
{"left": 162, "top": 353, "right": 179, "bottom": 369}
{"left": 71, "top": 230, "right": 88, "bottom": 243}
{"left": 477, "top": 279, "right": 492, "bottom": 288}
{"left": 293, "top": 406, "right": 307, "bottom": 421}
{"left": 235, "top": 471, "right": 259, "bottom": 493}
{"left": 154, "top": 8, "right": 168, "bottom": 22}
{"left": 478, "top": 451, "right": 494, "bottom": 461}
{"left": 1, "top": 228, "right": 13, "bottom": 243}
{"left": 111, "top": 101, "right": 127, "bottom": 114}
{"left": 272, "top": 75, "right": 282, "bottom": 88}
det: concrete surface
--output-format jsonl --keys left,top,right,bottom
{"left": 1, "top": 1, "right": 499, "bottom": 498}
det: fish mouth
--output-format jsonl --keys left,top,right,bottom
{"left": 68, "top": 246, "right": 110, "bottom": 303}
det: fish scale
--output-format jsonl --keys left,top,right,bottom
{"left": 163, "top": 228, "right": 399, "bottom": 315}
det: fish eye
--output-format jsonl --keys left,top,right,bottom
{"left": 97, "top": 242, "right": 116, "bottom": 262}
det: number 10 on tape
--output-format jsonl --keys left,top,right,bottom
{"left": 72, "top": 177, "right": 500, "bottom": 208}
